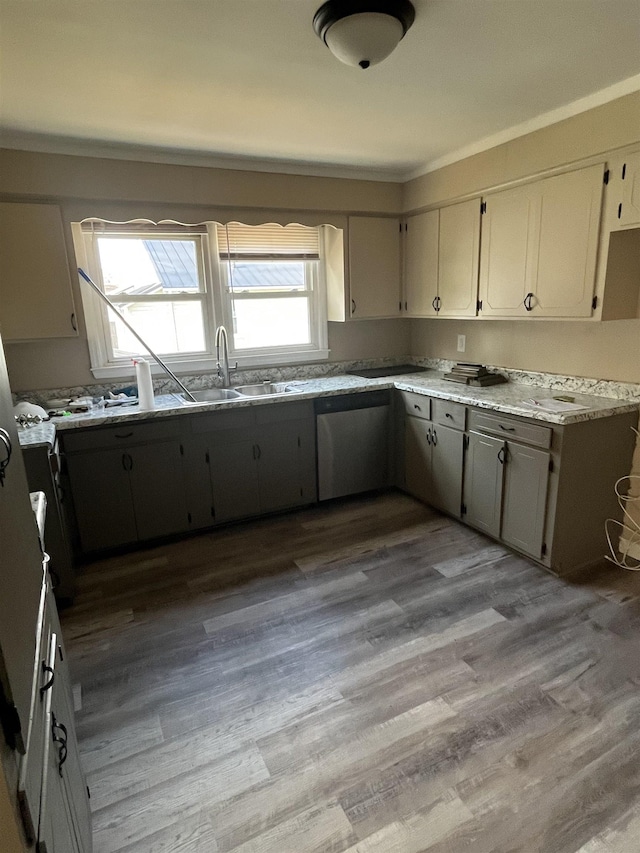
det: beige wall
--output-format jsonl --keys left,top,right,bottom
{"left": 411, "top": 318, "right": 640, "bottom": 385}
{"left": 0, "top": 149, "right": 402, "bottom": 214}
{"left": 0, "top": 149, "right": 405, "bottom": 391}
{"left": 403, "top": 91, "right": 640, "bottom": 212}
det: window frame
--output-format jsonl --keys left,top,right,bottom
{"left": 72, "top": 220, "right": 330, "bottom": 379}
{"left": 213, "top": 226, "right": 329, "bottom": 367}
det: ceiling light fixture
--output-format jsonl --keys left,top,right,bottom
{"left": 313, "top": 0, "right": 416, "bottom": 70}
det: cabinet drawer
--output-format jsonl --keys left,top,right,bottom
{"left": 432, "top": 399, "right": 466, "bottom": 431}
{"left": 468, "top": 410, "right": 552, "bottom": 449}
{"left": 400, "top": 391, "right": 431, "bottom": 421}
{"left": 62, "top": 418, "right": 182, "bottom": 452}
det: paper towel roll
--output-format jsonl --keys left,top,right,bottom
{"left": 135, "top": 358, "right": 155, "bottom": 409}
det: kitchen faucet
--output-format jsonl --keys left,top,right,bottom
{"left": 215, "top": 325, "right": 237, "bottom": 387}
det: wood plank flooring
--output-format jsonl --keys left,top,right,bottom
{"left": 60, "top": 491, "right": 640, "bottom": 853}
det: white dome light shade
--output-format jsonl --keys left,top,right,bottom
{"left": 313, "top": 1, "right": 415, "bottom": 70}
{"left": 324, "top": 13, "right": 404, "bottom": 68}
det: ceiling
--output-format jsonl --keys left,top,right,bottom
{"left": 1, "top": 0, "right": 639, "bottom": 181}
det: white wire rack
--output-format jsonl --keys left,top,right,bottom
{"left": 605, "top": 427, "right": 640, "bottom": 571}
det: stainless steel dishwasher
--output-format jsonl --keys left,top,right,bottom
{"left": 315, "top": 391, "right": 391, "bottom": 501}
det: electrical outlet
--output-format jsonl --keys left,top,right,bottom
{"left": 457, "top": 334, "right": 466, "bottom": 353}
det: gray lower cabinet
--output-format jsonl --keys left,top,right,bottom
{"left": 463, "top": 432, "right": 504, "bottom": 538}
{"left": 186, "top": 402, "right": 317, "bottom": 525}
{"left": 463, "top": 432, "right": 549, "bottom": 558}
{"left": 15, "top": 577, "right": 91, "bottom": 853}
{"left": 403, "top": 392, "right": 637, "bottom": 574}
{"left": 64, "top": 432, "right": 189, "bottom": 553}
{"left": 430, "top": 423, "right": 465, "bottom": 518}
{"left": 501, "top": 441, "right": 550, "bottom": 558}
{"left": 209, "top": 437, "right": 261, "bottom": 523}
{"left": 36, "top": 605, "right": 91, "bottom": 853}
{"left": 403, "top": 395, "right": 464, "bottom": 518}
{"left": 405, "top": 416, "right": 431, "bottom": 505}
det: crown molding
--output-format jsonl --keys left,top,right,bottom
{"left": 0, "top": 132, "right": 404, "bottom": 184}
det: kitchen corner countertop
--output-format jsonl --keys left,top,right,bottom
{"left": 17, "top": 420, "right": 57, "bottom": 449}
{"left": 18, "top": 371, "right": 640, "bottom": 442}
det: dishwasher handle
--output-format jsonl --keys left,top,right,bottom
{"left": 314, "top": 390, "right": 390, "bottom": 415}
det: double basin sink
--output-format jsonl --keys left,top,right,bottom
{"left": 181, "top": 383, "right": 301, "bottom": 405}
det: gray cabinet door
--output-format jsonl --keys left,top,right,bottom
{"left": 501, "top": 442, "right": 550, "bottom": 558}
{"left": 463, "top": 432, "right": 504, "bottom": 538}
{"left": 257, "top": 420, "right": 314, "bottom": 513}
{"left": 430, "top": 423, "right": 464, "bottom": 518}
{"left": 404, "top": 416, "right": 432, "bottom": 504}
{"left": 65, "top": 449, "right": 137, "bottom": 553}
{"left": 182, "top": 437, "right": 216, "bottom": 530}
{"left": 38, "top": 724, "right": 81, "bottom": 853}
{"left": 128, "top": 441, "right": 189, "bottom": 540}
{"left": 209, "top": 440, "right": 260, "bottom": 522}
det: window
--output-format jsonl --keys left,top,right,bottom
{"left": 217, "top": 223, "right": 326, "bottom": 359}
{"left": 73, "top": 220, "right": 330, "bottom": 378}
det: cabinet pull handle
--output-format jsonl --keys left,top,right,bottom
{"left": 432, "top": 428, "right": 438, "bottom": 446}
{"left": 0, "top": 428, "right": 13, "bottom": 487}
{"left": 351, "top": 299, "right": 356, "bottom": 314}
{"left": 498, "top": 447, "right": 506, "bottom": 465}
{"left": 51, "top": 715, "right": 68, "bottom": 776}
{"left": 413, "top": 404, "right": 421, "bottom": 411}
{"left": 115, "top": 431, "right": 134, "bottom": 439}
{"left": 256, "top": 444, "right": 261, "bottom": 460}
{"left": 524, "top": 292, "right": 534, "bottom": 311}
{"left": 122, "top": 452, "right": 133, "bottom": 471}
{"left": 498, "top": 424, "right": 516, "bottom": 432}
{"left": 445, "top": 412, "right": 453, "bottom": 419}
{"left": 40, "top": 662, "right": 55, "bottom": 696}
{"left": 70, "top": 312, "right": 77, "bottom": 332}
{"left": 432, "top": 296, "right": 438, "bottom": 312}
{"left": 426, "top": 428, "right": 432, "bottom": 446}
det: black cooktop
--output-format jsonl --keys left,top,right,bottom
{"left": 346, "top": 364, "right": 428, "bottom": 379}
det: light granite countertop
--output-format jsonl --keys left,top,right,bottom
{"left": 28, "top": 371, "right": 639, "bottom": 436}
{"left": 17, "top": 420, "right": 57, "bottom": 449}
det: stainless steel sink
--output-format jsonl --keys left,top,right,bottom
{"left": 181, "top": 388, "right": 242, "bottom": 403}
{"left": 236, "top": 383, "right": 300, "bottom": 397}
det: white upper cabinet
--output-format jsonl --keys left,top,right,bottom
{"left": 478, "top": 183, "right": 538, "bottom": 316}
{"left": 403, "top": 209, "right": 438, "bottom": 316}
{"left": 0, "top": 202, "right": 78, "bottom": 341}
{"left": 403, "top": 199, "right": 480, "bottom": 318}
{"left": 348, "top": 216, "right": 401, "bottom": 319}
{"left": 479, "top": 163, "right": 604, "bottom": 318}
{"left": 437, "top": 199, "right": 481, "bottom": 317}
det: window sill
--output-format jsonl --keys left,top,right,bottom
{"left": 90, "top": 349, "right": 330, "bottom": 380}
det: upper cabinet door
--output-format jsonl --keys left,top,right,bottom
{"left": 613, "top": 150, "right": 640, "bottom": 229}
{"left": 437, "top": 199, "right": 480, "bottom": 317}
{"left": 348, "top": 216, "right": 401, "bottom": 318}
{"left": 533, "top": 164, "right": 604, "bottom": 317}
{"left": 404, "top": 210, "right": 438, "bottom": 316}
{"left": 478, "top": 164, "right": 604, "bottom": 319}
{"left": 0, "top": 202, "right": 77, "bottom": 341}
{"left": 478, "top": 184, "right": 539, "bottom": 316}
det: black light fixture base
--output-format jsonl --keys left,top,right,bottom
{"left": 313, "top": 0, "right": 416, "bottom": 45}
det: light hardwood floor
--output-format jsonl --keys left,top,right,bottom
{"left": 61, "top": 491, "right": 640, "bottom": 853}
